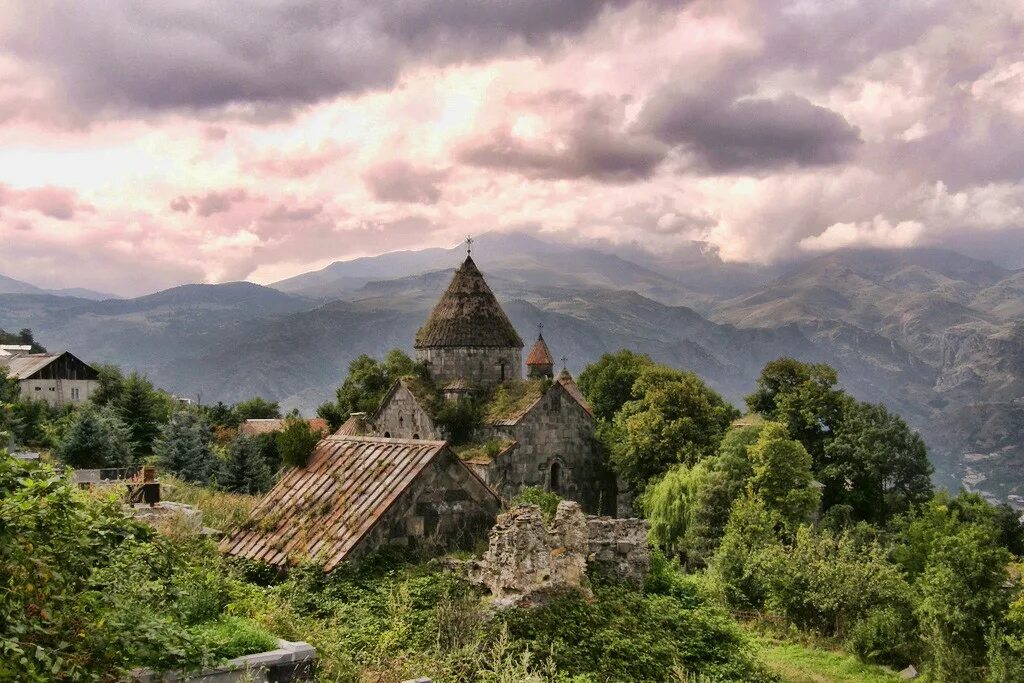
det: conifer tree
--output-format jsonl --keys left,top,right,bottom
{"left": 115, "top": 372, "right": 164, "bottom": 456}
{"left": 154, "top": 409, "right": 215, "bottom": 483}
{"left": 57, "top": 406, "right": 114, "bottom": 469}
{"left": 218, "top": 435, "right": 272, "bottom": 494}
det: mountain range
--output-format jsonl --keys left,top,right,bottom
{"left": 1, "top": 232, "right": 1021, "bottom": 503}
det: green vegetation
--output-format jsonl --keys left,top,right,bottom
{"left": 0, "top": 454, "right": 274, "bottom": 681}
{"left": 162, "top": 475, "right": 260, "bottom": 531}
{"left": 483, "top": 379, "right": 549, "bottom": 423}
{"left": 511, "top": 486, "right": 563, "bottom": 523}
{"left": 754, "top": 637, "right": 901, "bottom": 683}
{"left": 276, "top": 415, "right": 320, "bottom": 468}
{"left": 317, "top": 349, "right": 428, "bottom": 429}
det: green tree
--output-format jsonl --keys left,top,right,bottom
{"left": 155, "top": 409, "right": 216, "bottom": 483}
{"left": 822, "top": 400, "right": 933, "bottom": 523}
{"left": 115, "top": 372, "right": 167, "bottom": 455}
{"left": 746, "top": 358, "right": 846, "bottom": 467}
{"left": 89, "top": 363, "right": 125, "bottom": 406}
{"left": 231, "top": 396, "right": 281, "bottom": 423}
{"left": 318, "top": 349, "right": 429, "bottom": 429}
{"left": 577, "top": 349, "right": 655, "bottom": 421}
{"left": 916, "top": 524, "right": 1011, "bottom": 680}
{"left": 56, "top": 404, "right": 130, "bottom": 468}
{"left": 746, "top": 422, "right": 820, "bottom": 532}
{"left": 608, "top": 365, "right": 738, "bottom": 492}
{"left": 710, "top": 495, "right": 784, "bottom": 609}
{"left": 218, "top": 435, "right": 273, "bottom": 494}
{"left": 275, "top": 416, "right": 321, "bottom": 468}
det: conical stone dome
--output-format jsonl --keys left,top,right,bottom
{"left": 415, "top": 256, "right": 523, "bottom": 349}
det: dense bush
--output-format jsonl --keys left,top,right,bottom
{"left": 0, "top": 454, "right": 273, "bottom": 681}
{"left": 511, "top": 486, "right": 563, "bottom": 523}
{"left": 275, "top": 415, "right": 320, "bottom": 468}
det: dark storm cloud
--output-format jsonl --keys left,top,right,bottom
{"left": 458, "top": 97, "right": 667, "bottom": 182}
{"left": 1, "top": 0, "right": 649, "bottom": 116}
{"left": 638, "top": 87, "right": 861, "bottom": 173}
{"left": 363, "top": 161, "right": 447, "bottom": 204}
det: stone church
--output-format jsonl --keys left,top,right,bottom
{"left": 357, "top": 252, "right": 614, "bottom": 514}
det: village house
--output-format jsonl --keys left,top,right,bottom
{"left": 220, "top": 435, "right": 500, "bottom": 569}
{"left": 0, "top": 348, "right": 99, "bottom": 407}
{"left": 361, "top": 251, "right": 615, "bottom": 514}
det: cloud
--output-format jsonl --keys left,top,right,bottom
{"left": 363, "top": 161, "right": 447, "bottom": 204}
{"left": 799, "top": 215, "right": 926, "bottom": 252}
{"left": 638, "top": 87, "right": 861, "bottom": 173}
{"left": 0, "top": 183, "right": 88, "bottom": 220}
{"left": 170, "top": 189, "right": 249, "bottom": 217}
{"left": 0, "top": 1, "right": 645, "bottom": 119}
{"left": 458, "top": 95, "right": 667, "bottom": 182}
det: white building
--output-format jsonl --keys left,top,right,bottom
{"left": 0, "top": 350, "right": 99, "bottom": 407}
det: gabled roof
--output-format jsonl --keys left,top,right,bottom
{"left": 0, "top": 351, "right": 96, "bottom": 381}
{"left": 415, "top": 256, "right": 523, "bottom": 349}
{"left": 526, "top": 334, "right": 554, "bottom": 367}
{"left": 557, "top": 368, "right": 593, "bottom": 417}
{"left": 221, "top": 435, "right": 477, "bottom": 571}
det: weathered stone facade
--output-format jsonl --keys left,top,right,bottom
{"left": 349, "top": 447, "right": 499, "bottom": 560}
{"left": 463, "top": 501, "right": 650, "bottom": 606}
{"left": 586, "top": 515, "right": 651, "bottom": 586}
{"left": 484, "top": 382, "right": 614, "bottom": 514}
{"left": 417, "top": 346, "right": 522, "bottom": 386}
{"left": 373, "top": 381, "right": 442, "bottom": 440}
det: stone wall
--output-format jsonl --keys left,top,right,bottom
{"left": 586, "top": 515, "right": 651, "bottom": 586}
{"left": 349, "top": 448, "right": 499, "bottom": 560}
{"left": 373, "top": 382, "right": 442, "bottom": 440}
{"left": 464, "top": 501, "right": 650, "bottom": 606}
{"left": 485, "top": 382, "right": 615, "bottom": 514}
{"left": 417, "top": 346, "right": 522, "bottom": 386}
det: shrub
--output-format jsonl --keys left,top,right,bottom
{"left": 511, "top": 486, "right": 563, "bottom": 524}
{"left": 276, "top": 416, "right": 320, "bottom": 468}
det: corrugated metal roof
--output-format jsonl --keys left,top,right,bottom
{"left": 220, "top": 435, "right": 453, "bottom": 570}
{"left": 0, "top": 353, "right": 60, "bottom": 380}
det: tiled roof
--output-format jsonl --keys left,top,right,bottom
{"left": 239, "top": 418, "right": 330, "bottom": 437}
{"left": 415, "top": 256, "right": 523, "bottom": 349}
{"left": 525, "top": 334, "right": 554, "bottom": 366}
{"left": 557, "top": 368, "right": 593, "bottom": 417}
{"left": 335, "top": 414, "right": 372, "bottom": 436}
{"left": 220, "top": 436, "right": 454, "bottom": 570}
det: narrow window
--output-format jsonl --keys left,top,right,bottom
{"left": 549, "top": 462, "right": 561, "bottom": 493}
{"left": 499, "top": 360, "right": 506, "bottom": 381}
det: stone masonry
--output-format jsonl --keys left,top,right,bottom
{"left": 373, "top": 381, "right": 442, "bottom": 440}
{"left": 464, "top": 501, "right": 650, "bottom": 607}
{"left": 417, "top": 346, "right": 522, "bottom": 386}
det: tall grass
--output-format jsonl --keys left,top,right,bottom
{"left": 161, "top": 475, "right": 259, "bottom": 532}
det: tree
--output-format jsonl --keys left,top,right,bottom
{"left": 710, "top": 496, "right": 783, "bottom": 609}
{"left": 319, "top": 349, "right": 429, "bottom": 429}
{"left": 822, "top": 400, "right": 933, "bottom": 523}
{"left": 218, "top": 435, "right": 273, "bottom": 494}
{"left": 746, "top": 422, "right": 820, "bottom": 532}
{"left": 577, "top": 350, "right": 655, "bottom": 421}
{"left": 746, "top": 358, "right": 846, "bottom": 467}
{"left": 275, "top": 416, "right": 320, "bottom": 468}
{"left": 915, "top": 524, "right": 1011, "bottom": 680}
{"left": 608, "top": 365, "right": 738, "bottom": 492}
{"left": 231, "top": 396, "right": 281, "bottom": 423}
{"left": 115, "top": 372, "right": 167, "bottom": 456}
{"left": 56, "top": 405, "right": 130, "bottom": 469}
{"left": 89, "top": 363, "right": 125, "bottom": 407}
{"left": 155, "top": 409, "right": 216, "bottom": 483}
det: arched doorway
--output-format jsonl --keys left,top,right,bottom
{"left": 549, "top": 461, "right": 561, "bottom": 493}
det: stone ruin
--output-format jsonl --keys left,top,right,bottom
{"left": 462, "top": 500, "right": 651, "bottom": 607}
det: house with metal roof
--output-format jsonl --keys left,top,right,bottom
{"left": 367, "top": 250, "right": 615, "bottom": 514}
{"left": 0, "top": 350, "right": 99, "bottom": 407}
{"left": 220, "top": 435, "right": 500, "bottom": 570}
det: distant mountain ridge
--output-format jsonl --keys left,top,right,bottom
{"left": 0, "top": 273, "right": 119, "bottom": 301}
{"left": 1, "top": 234, "right": 1022, "bottom": 503}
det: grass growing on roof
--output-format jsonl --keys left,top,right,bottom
{"left": 452, "top": 439, "right": 512, "bottom": 463}
{"left": 484, "top": 379, "right": 550, "bottom": 423}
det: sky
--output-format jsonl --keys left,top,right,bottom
{"left": 0, "top": 0, "right": 1022, "bottom": 296}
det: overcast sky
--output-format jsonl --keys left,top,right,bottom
{"left": 1, "top": 0, "right": 1022, "bottom": 296}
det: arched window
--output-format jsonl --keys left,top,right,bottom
{"left": 549, "top": 462, "right": 561, "bottom": 493}
{"left": 399, "top": 414, "right": 404, "bottom": 427}
{"left": 383, "top": 431, "right": 391, "bottom": 438}
{"left": 499, "top": 360, "right": 507, "bottom": 381}
{"left": 412, "top": 433, "right": 420, "bottom": 440}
